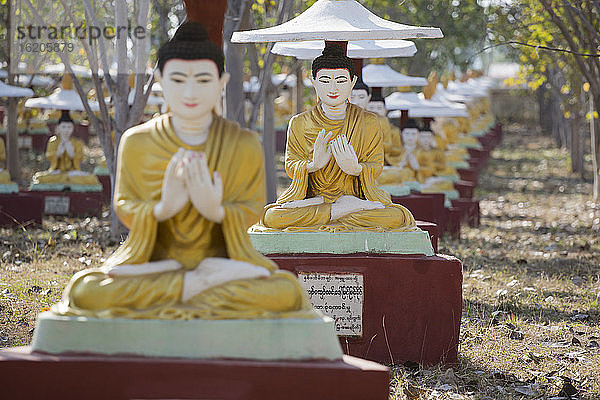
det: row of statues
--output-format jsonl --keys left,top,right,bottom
{"left": 20, "top": 21, "right": 488, "bottom": 321}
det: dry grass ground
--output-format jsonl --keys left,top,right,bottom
{"left": 0, "top": 124, "right": 598, "bottom": 399}
{"left": 390, "top": 125, "right": 600, "bottom": 400}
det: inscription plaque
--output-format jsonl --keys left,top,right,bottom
{"left": 298, "top": 272, "right": 364, "bottom": 337}
{"left": 44, "top": 196, "right": 70, "bottom": 215}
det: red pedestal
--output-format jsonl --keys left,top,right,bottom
{"left": 451, "top": 199, "right": 480, "bottom": 227}
{"left": 26, "top": 191, "right": 103, "bottom": 217}
{"left": 416, "top": 220, "right": 438, "bottom": 252}
{"left": 270, "top": 254, "right": 463, "bottom": 366}
{"left": 454, "top": 180, "right": 475, "bottom": 199}
{"left": 0, "top": 193, "right": 43, "bottom": 227}
{"left": 30, "top": 133, "right": 51, "bottom": 153}
{"left": 97, "top": 174, "right": 112, "bottom": 203}
{"left": 457, "top": 168, "right": 479, "bottom": 185}
{"left": 276, "top": 129, "right": 287, "bottom": 153}
{"left": 0, "top": 348, "right": 389, "bottom": 400}
{"left": 392, "top": 193, "right": 447, "bottom": 235}
{"left": 446, "top": 207, "right": 462, "bottom": 238}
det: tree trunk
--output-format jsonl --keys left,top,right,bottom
{"left": 263, "top": 86, "right": 277, "bottom": 203}
{"left": 591, "top": 95, "right": 599, "bottom": 200}
{"left": 570, "top": 115, "right": 582, "bottom": 175}
{"left": 295, "top": 66, "right": 304, "bottom": 115}
{"left": 5, "top": 0, "right": 20, "bottom": 182}
{"left": 224, "top": 0, "right": 250, "bottom": 125}
{"left": 5, "top": 99, "right": 19, "bottom": 182}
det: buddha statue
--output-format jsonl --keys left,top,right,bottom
{"left": 53, "top": 22, "right": 315, "bottom": 320}
{"left": 31, "top": 111, "right": 100, "bottom": 187}
{"left": 417, "top": 123, "right": 456, "bottom": 193}
{"left": 350, "top": 77, "right": 403, "bottom": 166}
{"left": 376, "top": 119, "right": 421, "bottom": 186}
{"left": 256, "top": 45, "right": 416, "bottom": 232}
{"left": 0, "top": 138, "right": 14, "bottom": 185}
{"left": 432, "top": 117, "right": 469, "bottom": 166}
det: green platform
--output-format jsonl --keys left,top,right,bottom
{"left": 32, "top": 312, "right": 343, "bottom": 361}
{"left": 249, "top": 230, "right": 434, "bottom": 256}
{"left": 29, "top": 183, "right": 102, "bottom": 192}
{"left": 0, "top": 183, "right": 18, "bottom": 194}
{"left": 379, "top": 184, "right": 411, "bottom": 197}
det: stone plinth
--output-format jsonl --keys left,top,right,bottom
{"left": 0, "top": 348, "right": 389, "bottom": 400}
{"left": 32, "top": 313, "right": 342, "bottom": 361}
{"left": 457, "top": 168, "right": 479, "bottom": 185}
{"left": 269, "top": 253, "right": 463, "bottom": 366}
{"left": 0, "top": 193, "right": 43, "bottom": 227}
{"left": 249, "top": 230, "right": 435, "bottom": 256}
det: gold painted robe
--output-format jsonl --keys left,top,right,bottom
{"left": 54, "top": 114, "right": 315, "bottom": 320}
{"left": 379, "top": 115, "right": 404, "bottom": 166}
{"left": 260, "top": 103, "right": 416, "bottom": 232}
{"left": 0, "top": 138, "right": 10, "bottom": 184}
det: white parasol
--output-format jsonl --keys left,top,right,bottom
{"left": 272, "top": 39, "right": 417, "bottom": 59}
{"left": 362, "top": 64, "right": 427, "bottom": 88}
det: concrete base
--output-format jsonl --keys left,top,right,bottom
{"left": 0, "top": 193, "right": 43, "bottom": 227}
{"left": 270, "top": 253, "right": 463, "bottom": 366}
{"left": 379, "top": 184, "right": 411, "bottom": 197}
{"left": 96, "top": 174, "right": 111, "bottom": 203}
{"left": 31, "top": 313, "right": 342, "bottom": 361}
{"left": 0, "top": 349, "right": 389, "bottom": 400}
{"left": 249, "top": 230, "right": 435, "bottom": 256}
{"left": 29, "top": 183, "right": 102, "bottom": 192}
{"left": 0, "top": 183, "right": 18, "bottom": 194}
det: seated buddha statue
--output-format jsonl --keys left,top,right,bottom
{"left": 256, "top": 45, "right": 416, "bottom": 232}
{"left": 417, "top": 123, "right": 456, "bottom": 193}
{"left": 432, "top": 118, "right": 469, "bottom": 165}
{"left": 0, "top": 138, "right": 13, "bottom": 184}
{"left": 32, "top": 111, "right": 100, "bottom": 187}
{"left": 376, "top": 119, "right": 422, "bottom": 186}
{"left": 349, "top": 77, "right": 404, "bottom": 167}
{"left": 53, "top": 22, "right": 315, "bottom": 320}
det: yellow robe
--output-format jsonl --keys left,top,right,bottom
{"left": 260, "top": 103, "right": 416, "bottom": 232}
{"left": 379, "top": 116, "right": 404, "bottom": 166}
{"left": 33, "top": 136, "right": 99, "bottom": 185}
{"left": 0, "top": 139, "right": 11, "bottom": 184}
{"left": 54, "top": 114, "right": 315, "bottom": 320}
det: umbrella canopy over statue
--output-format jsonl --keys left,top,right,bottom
{"left": 272, "top": 39, "right": 417, "bottom": 59}
{"left": 386, "top": 91, "right": 469, "bottom": 118}
{"left": 231, "top": 0, "right": 443, "bottom": 43}
{"left": 362, "top": 64, "right": 427, "bottom": 88}
{"left": 0, "top": 81, "right": 34, "bottom": 98}
{"left": 25, "top": 75, "right": 100, "bottom": 112}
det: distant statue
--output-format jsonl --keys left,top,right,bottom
{"left": 31, "top": 111, "right": 99, "bottom": 187}
{"left": 0, "top": 138, "right": 14, "bottom": 185}
{"left": 53, "top": 22, "right": 315, "bottom": 320}
{"left": 256, "top": 44, "right": 416, "bottom": 232}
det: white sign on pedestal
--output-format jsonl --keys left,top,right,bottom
{"left": 298, "top": 272, "right": 364, "bottom": 337}
{"left": 44, "top": 196, "right": 70, "bottom": 214}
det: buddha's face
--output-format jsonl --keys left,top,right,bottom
{"left": 350, "top": 89, "right": 370, "bottom": 108}
{"left": 402, "top": 128, "right": 419, "bottom": 148}
{"left": 56, "top": 121, "right": 74, "bottom": 141}
{"left": 418, "top": 131, "right": 437, "bottom": 149}
{"left": 156, "top": 59, "right": 230, "bottom": 121}
{"left": 366, "top": 101, "right": 386, "bottom": 117}
{"left": 311, "top": 68, "right": 357, "bottom": 107}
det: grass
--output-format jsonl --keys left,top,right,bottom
{"left": 1, "top": 123, "right": 599, "bottom": 399}
{"left": 389, "top": 125, "right": 600, "bottom": 399}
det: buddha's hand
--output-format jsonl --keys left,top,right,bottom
{"left": 330, "top": 135, "right": 362, "bottom": 176}
{"left": 184, "top": 151, "right": 225, "bottom": 223}
{"left": 307, "top": 129, "right": 332, "bottom": 173}
{"left": 56, "top": 140, "right": 66, "bottom": 157}
{"left": 153, "top": 148, "right": 189, "bottom": 222}
{"left": 408, "top": 153, "right": 420, "bottom": 171}
{"left": 64, "top": 140, "right": 75, "bottom": 158}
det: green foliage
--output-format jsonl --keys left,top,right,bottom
{"left": 361, "top": 0, "right": 489, "bottom": 73}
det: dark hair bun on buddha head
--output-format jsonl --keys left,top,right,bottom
{"left": 354, "top": 75, "right": 371, "bottom": 95}
{"left": 311, "top": 44, "right": 354, "bottom": 78}
{"left": 402, "top": 118, "right": 419, "bottom": 131}
{"left": 58, "top": 110, "right": 73, "bottom": 124}
{"left": 157, "top": 21, "right": 224, "bottom": 75}
{"left": 370, "top": 91, "right": 384, "bottom": 102}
